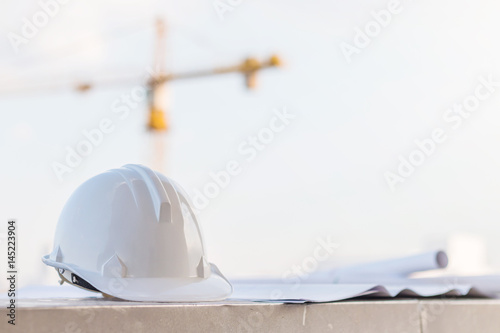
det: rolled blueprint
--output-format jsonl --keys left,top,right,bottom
{"left": 307, "top": 250, "right": 448, "bottom": 283}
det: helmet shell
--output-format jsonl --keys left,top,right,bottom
{"left": 43, "top": 164, "right": 232, "bottom": 301}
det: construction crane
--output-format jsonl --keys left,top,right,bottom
{"left": 147, "top": 18, "right": 281, "bottom": 131}
{"left": 2, "top": 18, "right": 282, "bottom": 132}
{"left": 1, "top": 18, "right": 282, "bottom": 171}
{"left": 142, "top": 18, "right": 281, "bottom": 172}
{"left": 73, "top": 18, "right": 282, "bottom": 132}
{"left": 146, "top": 53, "right": 282, "bottom": 130}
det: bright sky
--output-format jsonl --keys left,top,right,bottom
{"left": 2, "top": 0, "right": 500, "bottom": 289}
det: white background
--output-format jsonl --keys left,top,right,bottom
{"left": 1, "top": 0, "right": 500, "bottom": 289}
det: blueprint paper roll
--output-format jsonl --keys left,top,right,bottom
{"left": 308, "top": 250, "right": 448, "bottom": 283}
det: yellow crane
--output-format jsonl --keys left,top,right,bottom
{"left": 141, "top": 19, "right": 281, "bottom": 171}
{"left": 145, "top": 18, "right": 281, "bottom": 131}
{"left": 146, "top": 53, "right": 281, "bottom": 130}
{"left": 2, "top": 18, "right": 282, "bottom": 171}
{"left": 3, "top": 18, "right": 282, "bottom": 132}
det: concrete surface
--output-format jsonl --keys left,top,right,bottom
{"left": 2, "top": 298, "right": 500, "bottom": 332}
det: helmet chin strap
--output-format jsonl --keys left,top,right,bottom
{"left": 56, "top": 268, "right": 101, "bottom": 293}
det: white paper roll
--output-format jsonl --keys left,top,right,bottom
{"left": 307, "top": 250, "right": 448, "bottom": 283}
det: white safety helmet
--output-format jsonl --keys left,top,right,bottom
{"left": 42, "top": 164, "right": 232, "bottom": 302}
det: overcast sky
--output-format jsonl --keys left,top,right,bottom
{"left": 2, "top": 0, "right": 500, "bottom": 289}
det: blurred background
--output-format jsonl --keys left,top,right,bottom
{"left": 2, "top": 0, "right": 500, "bottom": 289}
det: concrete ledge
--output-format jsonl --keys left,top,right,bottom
{"left": 3, "top": 298, "right": 500, "bottom": 332}
{"left": 421, "top": 299, "right": 500, "bottom": 333}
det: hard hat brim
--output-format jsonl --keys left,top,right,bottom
{"left": 42, "top": 255, "right": 232, "bottom": 302}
